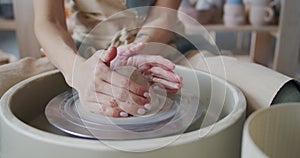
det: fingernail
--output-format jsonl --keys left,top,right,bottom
{"left": 144, "top": 103, "right": 152, "bottom": 110}
{"left": 137, "top": 108, "right": 146, "bottom": 115}
{"left": 143, "top": 92, "right": 150, "bottom": 98}
{"left": 120, "top": 112, "right": 128, "bottom": 117}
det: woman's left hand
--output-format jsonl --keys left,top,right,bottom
{"left": 110, "top": 43, "right": 182, "bottom": 93}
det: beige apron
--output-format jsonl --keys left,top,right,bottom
{"left": 70, "top": 0, "right": 141, "bottom": 49}
{"left": 70, "top": 0, "right": 184, "bottom": 52}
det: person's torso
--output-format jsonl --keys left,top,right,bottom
{"left": 71, "top": 0, "right": 156, "bottom": 49}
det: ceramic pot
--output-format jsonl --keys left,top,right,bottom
{"left": 223, "top": 4, "right": 245, "bottom": 26}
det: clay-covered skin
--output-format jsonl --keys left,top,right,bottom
{"left": 79, "top": 43, "right": 182, "bottom": 118}
{"left": 103, "top": 43, "right": 182, "bottom": 117}
{"left": 72, "top": 47, "right": 149, "bottom": 118}
{"left": 111, "top": 43, "right": 182, "bottom": 92}
{"left": 114, "top": 66, "right": 151, "bottom": 116}
{"left": 115, "top": 66, "right": 172, "bottom": 117}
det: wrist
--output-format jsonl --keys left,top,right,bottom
{"left": 134, "top": 33, "right": 150, "bottom": 43}
{"left": 61, "top": 54, "right": 86, "bottom": 87}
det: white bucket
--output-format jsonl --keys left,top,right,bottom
{"left": 242, "top": 103, "right": 300, "bottom": 158}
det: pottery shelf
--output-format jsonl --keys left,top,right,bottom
{"left": 178, "top": 0, "right": 300, "bottom": 78}
{"left": 185, "top": 24, "right": 279, "bottom": 37}
{"left": 180, "top": 2, "right": 300, "bottom": 78}
{"left": 0, "top": 17, "right": 16, "bottom": 30}
{"left": 183, "top": 22, "right": 280, "bottom": 69}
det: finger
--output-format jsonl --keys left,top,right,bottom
{"left": 117, "top": 100, "right": 147, "bottom": 116}
{"left": 93, "top": 63, "right": 149, "bottom": 98}
{"left": 101, "top": 70, "right": 149, "bottom": 96}
{"left": 86, "top": 92, "right": 118, "bottom": 107}
{"left": 119, "top": 43, "right": 145, "bottom": 56}
{"left": 132, "top": 55, "right": 175, "bottom": 71}
{"left": 128, "top": 42, "right": 145, "bottom": 53}
{"left": 96, "top": 46, "right": 117, "bottom": 65}
{"left": 94, "top": 80, "right": 149, "bottom": 105}
{"left": 149, "top": 67, "right": 182, "bottom": 83}
{"left": 81, "top": 102, "right": 102, "bottom": 114}
{"left": 152, "top": 77, "right": 182, "bottom": 90}
{"left": 165, "top": 88, "right": 178, "bottom": 93}
{"left": 102, "top": 106, "right": 126, "bottom": 118}
{"left": 81, "top": 100, "right": 127, "bottom": 117}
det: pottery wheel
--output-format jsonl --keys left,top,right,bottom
{"left": 45, "top": 89, "right": 204, "bottom": 140}
{"left": 45, "top": 66, "right": 203, "bottom": 140}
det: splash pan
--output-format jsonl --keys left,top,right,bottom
{"left": 0, "top": 66, "right": 246, "bottom": 158}
{"left": 45, "top": 89, "right": 202, "bottom": 140}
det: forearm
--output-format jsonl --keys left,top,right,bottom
{"left": 34, "top": 22, "right": 79, "bottom": 83}
{"left": 34, "top": 19, "right": 82, "bottom": 84}
{"left": 33, "top": 0, "right": 82, "bottom": 84}
{"left": 134, "top": 0, "right": 181, "bottom": 44}
{"left": 134, "top": 28, "right": 174, "bottom": 44}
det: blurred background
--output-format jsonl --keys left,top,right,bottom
{"left": 0, "top": 0, "right": 299, "bottom": 79}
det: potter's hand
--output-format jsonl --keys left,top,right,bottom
{"left": 110, "top": 43, "right": 182, "bottom": 93}
{"left": 72, "top": 47, "right": 150, "bottom": 117}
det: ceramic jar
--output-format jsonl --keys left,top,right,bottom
{"left": 223, "top": 0, "right": 246, "bottom": 26}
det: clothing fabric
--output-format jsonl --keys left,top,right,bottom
{"left": 70, "top": 0, "right": 155, "bottom": 49}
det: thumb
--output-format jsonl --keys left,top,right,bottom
{"left": 120, "top": 43, "right": 145, "bottom": 56}
{"left": 129, "top": 42, "right": 145, "bottom": 53}
{"left": 99, "top": 46, "right": 117, "bottom": 66}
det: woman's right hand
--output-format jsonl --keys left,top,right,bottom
{"left": 69, "top": 46, "right": 150, "bottom": 117}
{"left": 110, "top": 43, "right": 182, "bottom": 93}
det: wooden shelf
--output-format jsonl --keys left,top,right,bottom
{"left": 206, "top": 24, "right": 277, "bottom": 32}
{"left": 0, "top": 17, "right": 16, "bottom": 30}
{"left": 179, "top": 15, "right": 279, "bottom": 35}
{"left": 185, "top": 23, "right": 278, "bottom": 34}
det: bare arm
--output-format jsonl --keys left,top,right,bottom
{"left": 111, "top": 1, "right": 183, "bottom": 93}
{"left": 33, "top": 0, "right": 78, "bottom": 84}
{"left": 134, "top": 0, "right": 182, "bottom": 43}
{"left": 33, "top": 0, "right": 149, "bottom": 117}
